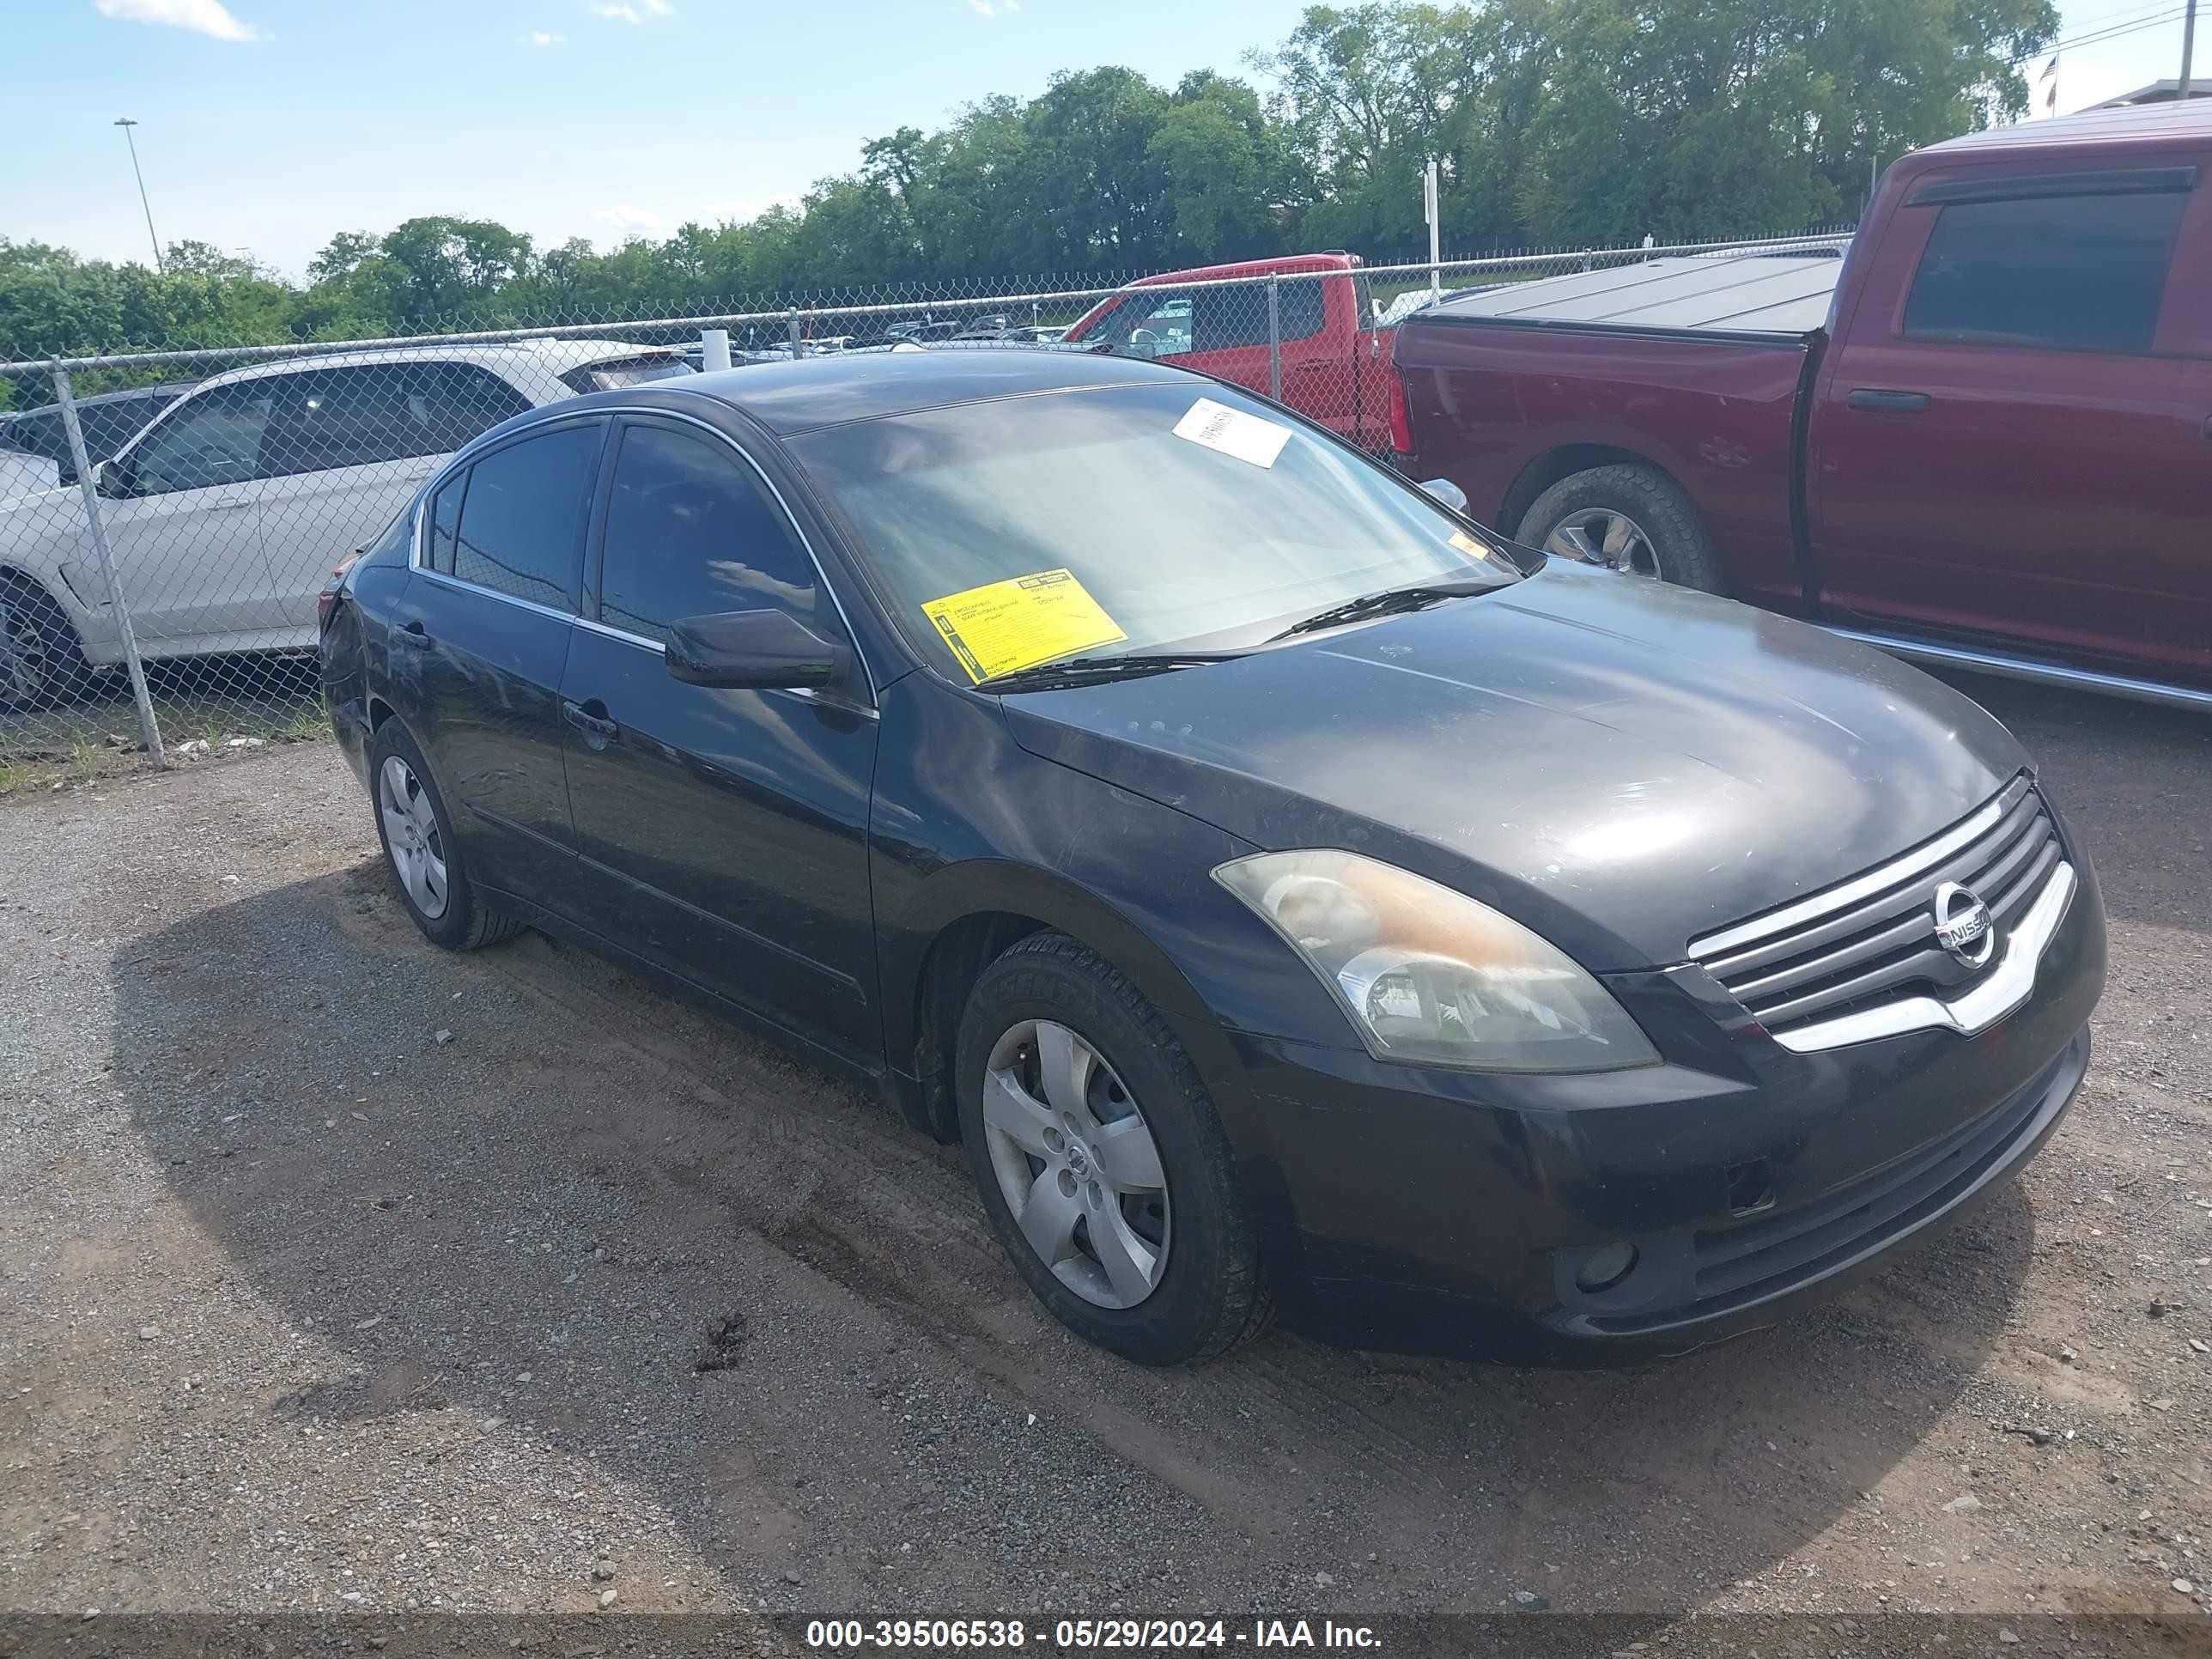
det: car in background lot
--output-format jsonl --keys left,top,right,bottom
{"left": 1391, "top": 99, "right": 2212, "bottom": 708}
{"left": 0, "top": 339, "right": 688, "bottom": 709}
{"left": 1065, "top": 252, "right": 1397, "bottom": 449}
{"left": 323, "top": 349, "right": 2103, "bottom": 1366}
{"left": 0, "top": 379, "right": 197, "bottom": 489}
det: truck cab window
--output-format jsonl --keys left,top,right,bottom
{"left": 1902, "top": 186, "right": 2187, "bottom": 355}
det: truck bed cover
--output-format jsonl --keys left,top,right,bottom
{"left": 1418, "top": 248, "right": 1848, "bottom": 340}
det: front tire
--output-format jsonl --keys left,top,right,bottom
{"left": 367, "top": 721, "right": 521, "bottom": 951}
{"left": 1518, "top": 464, "right": 1726, "bottom": 593}
{"left": 956, "top": 932, "right": 1269, "bottom": 1365}
{"left": 0, "top": 575, "right": 94, "bottom": 712}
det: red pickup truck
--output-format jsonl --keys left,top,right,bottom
{"left": 1392, "top": 99, "right": 2212, "bottom": 708}
{"left": 1065, "top": 252, "right": 1397, "bottom": 450}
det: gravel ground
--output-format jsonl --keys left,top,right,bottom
{"left": 2, "top": 670, "right": 2209, "bottom": 1637}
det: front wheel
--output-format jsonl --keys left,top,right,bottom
{"left": 956, "top": 932, "right": 1270, "bottom": 1365}
{"left": 1517, "top": 464, "right": 1727, "bottom": 593}
{"left": 367, "top": 721, "right": 522, "bottom": 951}
{"left": 0, "top": 576, "right": 94, "bottom": 712}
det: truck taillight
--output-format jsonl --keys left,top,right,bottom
{"left": 1388, "top": 372, "right": 1413, "bottom": 454}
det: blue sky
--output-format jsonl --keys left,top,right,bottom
{"left": 3, "top": 0, "right": 2197, "bottom": 279}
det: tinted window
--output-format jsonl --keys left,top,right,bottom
{"left": 261, "top": 362, "right": 531, "bottom": 477}
{"left": 1085, "top": 292, "right": 1195, "bottom": 359}
{"left": 450, "top": 422, "right": 602, "bottom": 609}
{"left": 128, "top": 380, "right": 279, "bottom": 495}
{"left": 426, "top": 474, "right": 465, "bottom": 574}
{"left": 1191, "top": 276, "right": 1324, "bottom": 351}
{"left": 597, "top": 423, "right": 817, "bottom": 643}
{"left": 1903, "top": 186, "right": 2187, "bottom": 354}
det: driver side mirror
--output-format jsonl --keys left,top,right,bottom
{"left": 1419, "top": 477, "right": 1468, "bottom": 514}
{"left": 94, "top": 458, "right": 131, "bottom": 499}
{"left": 666, "top": 608, "right": 849, "bottom": 691}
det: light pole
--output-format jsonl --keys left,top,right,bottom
{"left": 2180, "top": 0, "right": 2197, "bottom": 100}
{"left": 114, "top": 118, "right": 163, "bottom": 272}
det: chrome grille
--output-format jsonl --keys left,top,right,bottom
{"left": 1689, "top": 776, "right": 2069, "bottom": 1048}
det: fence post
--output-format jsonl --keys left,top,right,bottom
{"left": 52, "top": 366, "right": 164, "bottom": 771}
{"left": 787, "top": 307, "right": 803, "bottom": 359}
{"left": 1267, "top": 273, "right": 1283, "bottom": 403}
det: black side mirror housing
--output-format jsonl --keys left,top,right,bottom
{"left": 665, "top": 608, "right": 849, "bottom": 691}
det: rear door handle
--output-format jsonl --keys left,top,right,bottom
{"left": 1846, "top": 388, "right": 1932, "bottom": 413}
{"left": 561, "top": 697, "right": 620, "bottom": 744}
{"left": 393, "top": 621, "right": 431, "bottom": 649}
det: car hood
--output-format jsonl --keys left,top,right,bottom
{"left": 1000, "top": 562, "right": 2027, "bottom": 970}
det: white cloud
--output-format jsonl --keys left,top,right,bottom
{"left": 93, "top": 0, "right": 259, "bottom": 41}
{"left": 596, "top": 204, "right": 670, "bottom": 234}
{"left": 589, "top": 0, "right": 670, "bottom": 19}
{"left": 641, "top": 0, "right": 674, "bottom": 12}
{"left": 968, "top": 0, "right": 994, "bottom": 14}
{"left": 527, "top": 29, "right": 564, "bottom": 43}
{"left": 590, "top": 3, "right": 641, "bottom": 18}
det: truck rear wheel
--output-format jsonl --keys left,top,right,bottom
{"left": 1517, "top": 465, "right": 1726, "bottom": 594}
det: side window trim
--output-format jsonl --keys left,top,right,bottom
{"left": 586, "top": 408, "right": 877, "bottom": 708}
{"left": 411, "top": 414, "right": 610, "bottom": 617}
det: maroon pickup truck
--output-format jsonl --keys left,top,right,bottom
{"left": 1391, "top": 100, "right": 2212, "bottom": 708}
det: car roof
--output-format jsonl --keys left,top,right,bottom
{"left": 1911, "top": 96, "right": 2212, "bottom": 158}
{"left": 198, "top": 336, "right": 672, "bottom": 392}
{"left": 652, "top": 345, "right": 1172, "bottom": 436}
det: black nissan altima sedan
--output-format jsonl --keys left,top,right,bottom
{"left": 321, "top": 348, "right": 2106, "bottom": 1367}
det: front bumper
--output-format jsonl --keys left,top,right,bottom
{"left": 1216, "top": 848, "right": 2106, "bottom": 1365}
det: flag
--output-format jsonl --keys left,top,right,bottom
{"left": 2041, "top": 53, "right": 2058, "bottom": 112}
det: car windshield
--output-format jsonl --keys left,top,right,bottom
{"left": 784, "top": 380, "right": 1519, "bottom": 684}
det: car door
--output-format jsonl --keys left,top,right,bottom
{"left": 1808, "top": 161, "right": 2212, "bottom": 679}
{"left": 258, "top": 361, "right": 531, "bottom": 630}
{"left": 557, "top": 414, "right": 881, "bottom": 1064}
{"left": 87, "top": 378, "right": 278, "bottom": 651}
{"left": 386, "top": 416, "right": 605, "bottom": 908}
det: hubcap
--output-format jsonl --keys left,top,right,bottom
{"left": 981, "top": 1018, "right": 1170, "bottom": 1310}
{"left": 378, "top": 755, "right": 450, "bottom": 921}
{"left": 1543, "top": 508, "right": 1663, "bottom": 579}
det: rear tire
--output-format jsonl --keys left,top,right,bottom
{"left": 956, "top": 932, "right": 1270, "bottom": 1366}
{"left": 1518, "top": 464, "right": 1727, "bottom": 594}
{"left": 367, "top": 720, "right": 523, "bottom": 951}
{"left": 0, "top": 575, "right": 94, "bottom": 712}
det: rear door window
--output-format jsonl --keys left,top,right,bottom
{"left": 1902, "top": 184, "right": 2190, "bottom": 354}
{"left": 449, "top": 421, "right": 603, "bottom": 611}
{"left": 425, "top": 473, "right": 465, "bottom": 573}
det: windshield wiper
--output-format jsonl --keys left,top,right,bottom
{"left": 1267, "top": 577, "right": 1496, "bottom": 642}
{"left": 973, "top": 652, "right": 1243, "bottom": 693}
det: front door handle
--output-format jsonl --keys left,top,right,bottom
{"left": 392, "top": 621, "right": 431, "bottom": 649}
{"left": 1846, "top": 388, "right": 1932, "bottom": 413}
{"left": 561, "top": 697, "right": 620, "bottom": 744}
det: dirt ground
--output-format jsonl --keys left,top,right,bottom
{"left": 3, "top": 670, "right": 2209, "bottom": 1641}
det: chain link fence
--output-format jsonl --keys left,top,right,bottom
{"left": 0, "top": 228, "right": 1847, "bottom": 789}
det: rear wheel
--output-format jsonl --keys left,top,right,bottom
{"left": 0, "top": 576, "right": 94, "bottom": 712}
{"left": 1518, "top": 464, "right": 1726, "bottom": 594}
{"left": 367, "top": 721, "right": 522, "bottom": 951}
{"left": 957, "top": 932, "right": 1270, "bottom": 1365}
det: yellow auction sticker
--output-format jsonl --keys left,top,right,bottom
{"left": 920, "top": 568, "right": 1128, "bottom": 684}
{"left": 1448, "top": 529, "right": 1491, "bottom": 562}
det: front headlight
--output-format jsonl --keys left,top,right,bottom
{"left": 1213, "top": 849, "right": 1658, "bottom": 1073}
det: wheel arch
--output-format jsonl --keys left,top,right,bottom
{"left": 887, "top": 860, "right": 1226, "bottom": 1146}
{"left": 1497, "top": 443, "right": 1666, "bottom": 541}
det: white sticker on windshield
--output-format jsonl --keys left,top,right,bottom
{"left": 1173, "top": 397, "right": 1291, "bottom": 469}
